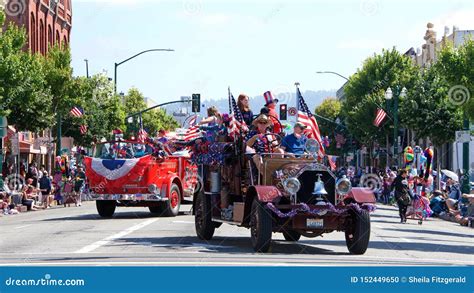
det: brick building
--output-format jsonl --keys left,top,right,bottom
{"left": 4, "top": 0, "right": 72, "bottom": 55}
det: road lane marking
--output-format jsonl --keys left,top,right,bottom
{"left": 74, "top": 219, "right": 158, "bottom": 254}
{"left": 172, "top": 221, "right": 195, "bottom": 224}
{"left": 15, "top": 225, "right": 32, "bottom": 229}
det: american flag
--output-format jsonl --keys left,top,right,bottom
{"left": 188, "top": 114, "right": 198, "bottom": 127}
{"left": 328, "top": 155, "right": 337, "bottom": 171}
{"left": 297, "top": 87, "right": 325, "bottom": 157}
{"left": 70, "top": 106, "right": 84, "bottom": 118}
{"left": 228, "top": 90, "right": 248, "bottom": 139}
{"left": 184, "top": 125, "right": 201, "bottom": 141}
{"left": 137, "top": 128, "right": 148, "bottom": 143}
{"left": 80, "top": 125, "right": 88, "bottom": 135}
{"left": 373, "top": 108, "right": 387, "bottom": 127}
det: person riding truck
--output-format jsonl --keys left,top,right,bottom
{"left": 280, "top": 122, "right": 308, "bottom": 156}
{"left": 246, "top": 114, "right": 284, "bottom": 173}
{"left": 261, "top": 91, "right": 282, "bottom": 134}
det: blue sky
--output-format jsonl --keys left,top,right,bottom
{"left": 70, "top": 0, "right": 474, "bottom": 104}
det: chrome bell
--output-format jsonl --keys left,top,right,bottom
{"left": 312, "top": 176, "right": 328, "bottom": 196}
{"left": 312, "top": 175, "right": 328, "bottom": 204}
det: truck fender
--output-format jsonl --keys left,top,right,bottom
{"left": 160, "top": 174, "right": 183, "bottom": 200}
{"left": 344, "top": 187, "right": 376, "bottom": 204}
{"left": 243, "top": 186, "right": 282, "bottom": 225}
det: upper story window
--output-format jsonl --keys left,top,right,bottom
{"left": 50, "top": 0, "right": 57, "bottom": 11}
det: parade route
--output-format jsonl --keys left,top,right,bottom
{"left": 1, "top": 203, "right": 472, "bottom": 266}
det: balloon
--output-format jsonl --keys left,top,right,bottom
{"left": 404, "top": 146, "right": 414, "bottom": 164}
{"left": 423, "top": 147, "right": 434, "bottom": 180}
{"left": 420, "top": 155, "right": 427, "bottom": 164}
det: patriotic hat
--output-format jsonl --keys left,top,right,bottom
{"left": 263, "top": 91, "right": 278, "bottom": 106}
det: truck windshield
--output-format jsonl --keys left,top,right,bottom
{"left": 94, "top": 142, "right": 153, "bottom": 159}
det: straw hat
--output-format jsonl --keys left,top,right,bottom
{"left": 252, "top": 114, "right": 273, "bottom": 127}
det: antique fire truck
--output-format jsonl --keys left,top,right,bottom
{"left": 84, "top": 140, "right": 198, "bottom": 218}
{"left": 193, "top": 134, "right": 376, "bottom": 254}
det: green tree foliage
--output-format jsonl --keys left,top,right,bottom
{"left": 123, "top": 88, "right": 179, "bottom": 137}
{"left": 435, "top": 40, "right": 474, "bottom": 121}
{"left": 314, "top": 97, "right": 342, "bottom": 135}
{"left": 342, "top": 48, "right": 419, "bottom": 144}
{"left": 314, "top": 97, "right": 344, "bottom": 154}
{"left": 62, "top": 74, "right": 126, "bottom": 146}
{"left": 400, "top": 67, "right": 464, "bottom": 147}
{"left": 0, "top": 11, "right": 53, "bottom": 132}
{"left": 42, "top": 45, "right": 75, "bottom": 115}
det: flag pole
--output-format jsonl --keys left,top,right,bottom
{"left": 228, "top": 86, "right": 232, "bottom": 114}
{"left": 295, "top": 82, "right": 300, "bottom": 111}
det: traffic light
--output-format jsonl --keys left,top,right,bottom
{"left": 279, "top": 104, "right": 287, "bottom": 120}
{"left": 192, "top": 94, "right": 201, "bottom": 113}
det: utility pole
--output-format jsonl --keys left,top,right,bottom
{"left": 461, "top": 117, "right": 470, "bottom": 195}
{"left": 56, "top": 113, "right": 62, "bottom": 156}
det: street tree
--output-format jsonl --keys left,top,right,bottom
{"left": 62, "top": 74, "right": 126, "bottom": 146}
{"left": 123, "top": 88, "right": 179, "bottom": 137}
{"left": 434, "top": 40, "right": 474, "bottom": 121}
{"left": 314, "top": 97, "right": 344, "bottom": 154}
{"left": 0, "top": 11, "right": 53, "bottom": 132}
{"left": 342, "top": 48, "right": 420, "bottom": 164}
{"left": 400, "top": 66, "right": 464, "bottom": 178}
{"left": 42, "top": 45, "right": 75, "bottom": 118}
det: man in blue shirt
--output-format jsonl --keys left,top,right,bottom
{"left": 281, "top": 122, "right": 308, "bottom": 156}
{"left": 446, "top": 175, "right": 461, "bottom": 211}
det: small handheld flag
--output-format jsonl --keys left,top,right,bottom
{"left": 70, "top": 106, "right": 84, "bottom": 118}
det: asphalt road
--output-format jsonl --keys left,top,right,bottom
{"left": 0, "top": 202, "right": 472, "bottom": 266}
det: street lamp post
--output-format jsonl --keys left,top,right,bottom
{"left": 114, "top": 48, "right": 174, "bottom": 94}
{"left": 385, "top": 86, "right": 407, "bottom": 168}
{"left": 315, "top": 71, "right": 349, "bottom": 81}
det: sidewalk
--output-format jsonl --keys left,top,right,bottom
{"left": 1, "top": 198, "right": 86, "bottom": 217}
{"left": 376, "top": 201, "right": 473, "bottom": 228}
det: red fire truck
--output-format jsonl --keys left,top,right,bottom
{"left": 84, "top": 140, "right": 198, "bottom": 218}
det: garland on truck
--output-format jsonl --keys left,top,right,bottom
{"left": 266, "top": 202, "right": 376, "bottom": 218}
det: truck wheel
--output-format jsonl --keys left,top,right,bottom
{"left": 282, "top": 230, "right": 301, "bottom": 242}
{"left": 250, "top": 199, "right": 273, "bottom": 252}
{"left": 161, "top": 184, "right": 181, "bottom": 217}
{"left": 345, "top": 209, "right": 370, "bottom": 255}
{"left": 96, "top": 201, "right": 116, "bottom": 218}
{"left": 195, "top": 190, "right": 215, "bottom": 240}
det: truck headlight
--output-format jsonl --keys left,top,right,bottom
{"left": 336, "top": 176, "right": 352, "bottom": 196}
{"left": 148, "top": 184, "right": 158, "bottom": 194}
{"left": 305, "top": 138, "right": 320, "bottom": 155}
{"left": 283, "top": 177, "right": 301, "bottom": 194}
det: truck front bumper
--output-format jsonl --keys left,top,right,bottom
{"left": 90, "top": 193, "right": 167, "bottom": 201}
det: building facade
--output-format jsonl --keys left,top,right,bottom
{"left": 4, "top": 0, "right": 72, "bottom": 55}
